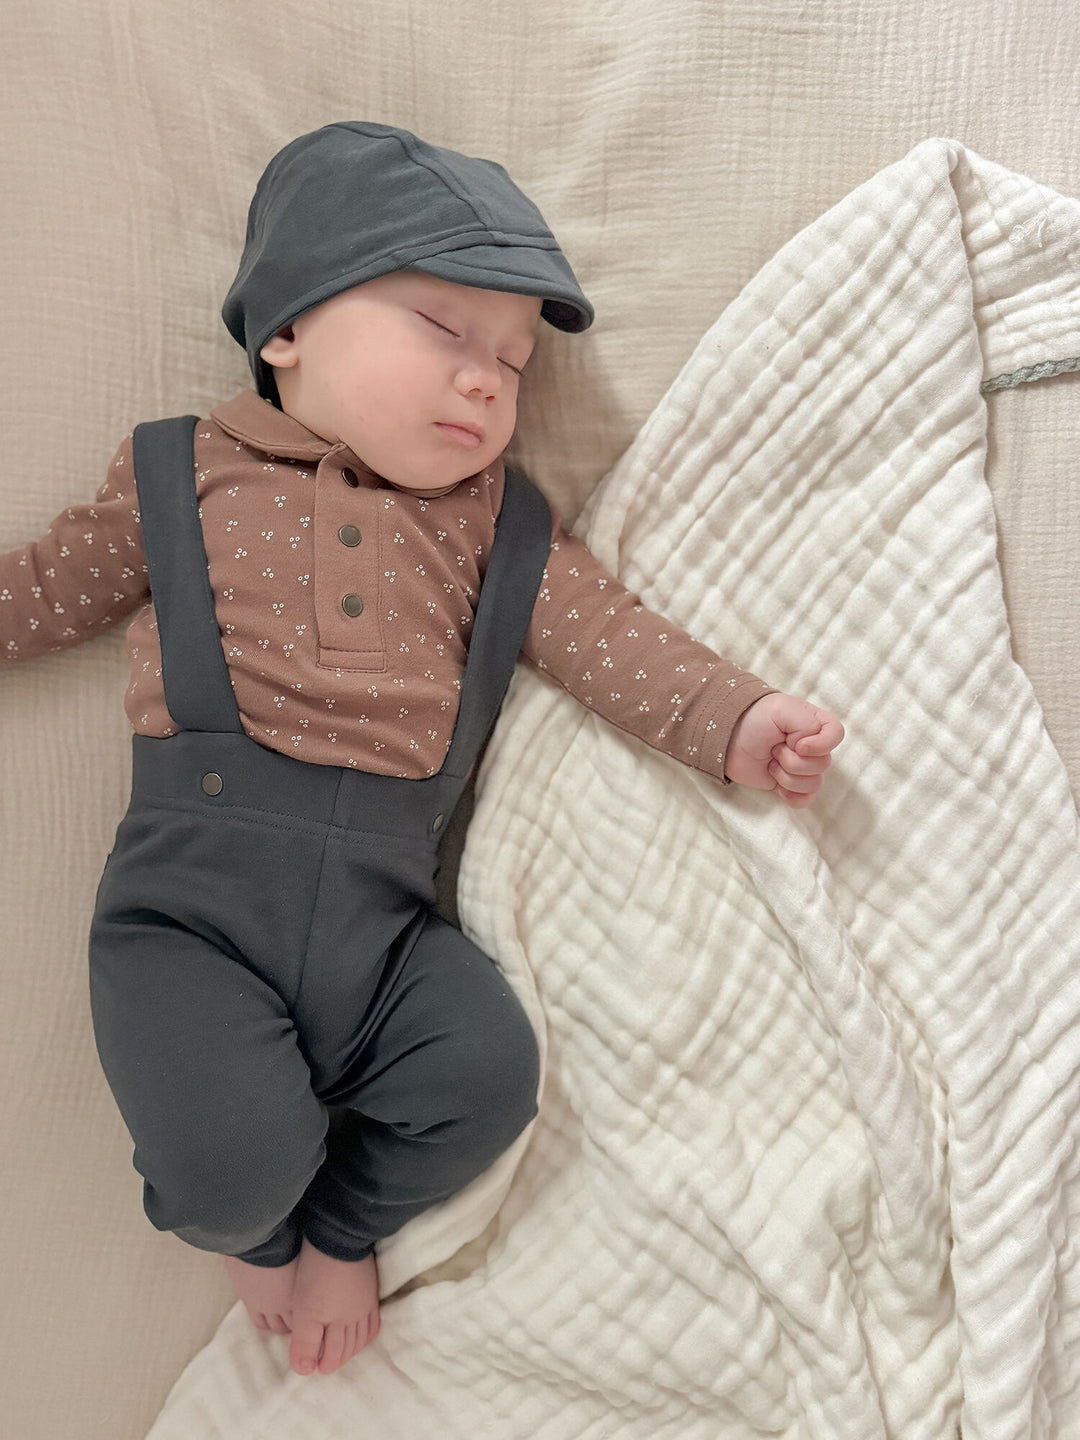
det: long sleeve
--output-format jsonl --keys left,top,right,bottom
{"left": 2, "top": 406, "right": 775, "bottom": 784}
{"left": 521, "top": 525, "right": 775, "bottom": 782}
{"left": 0, "top": 437, "right": 149, "bottom": 663}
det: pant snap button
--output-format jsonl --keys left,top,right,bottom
{"left": 202, "top": 773, "right": 224, "bottom": 796}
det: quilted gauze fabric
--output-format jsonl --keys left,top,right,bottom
{"left": 145, "top": 140, "right": 1080, "bottom": 1440}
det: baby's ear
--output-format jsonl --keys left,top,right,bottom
{"left": 259, "top": 326, "right": 298, "bottom": 369}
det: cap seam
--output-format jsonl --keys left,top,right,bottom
{"left": 392, "top": 126, "right": 511, "bottom": 235}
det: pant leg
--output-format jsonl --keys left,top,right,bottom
{"left": 297, "top": 913, "right": 540, "bottom": 1261}
{"left": 89, "top": 915, "right": 328, "bottom": 1266}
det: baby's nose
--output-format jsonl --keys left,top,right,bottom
{"left": 455, "top": 358, "right": 501, "bottom": 399}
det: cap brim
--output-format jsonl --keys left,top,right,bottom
{"left": 411, "top": 247, "right": 593, "bottom": 333}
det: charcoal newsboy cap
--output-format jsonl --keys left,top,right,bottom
{"left": 222, "top": 120, "right": 594, "bottom": 401}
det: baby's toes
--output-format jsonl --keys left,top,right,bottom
{"left": 316, "top": 1319, "right": 349, "bottom": 1374}
{"left": 339, "top": 1321, "right": 364, "bottom": 1367}
{"left": 289, "top": 1311, "right": 325, "bottom": 1376}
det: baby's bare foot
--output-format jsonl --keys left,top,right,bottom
{"left": 288, "top": 1238, "right": 380, "bottom": 1376}
{"left": 223, "top": 1253, "right": 299, "bottom": 1336}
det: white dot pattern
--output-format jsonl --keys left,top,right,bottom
{"left": 0, "top": 391, "right": 771, "bottom": 778}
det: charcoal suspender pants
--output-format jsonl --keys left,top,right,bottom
{"left": 88, "top": 416, "right": 549, "bottom": 1267}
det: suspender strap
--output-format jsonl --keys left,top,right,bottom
{"left": 439, "top": 466, "right": 552, "bottom": 779}
{"left": 132, "top": 415, "right": 244, "bottom": 734}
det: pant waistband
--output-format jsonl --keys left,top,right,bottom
{"left": 129, "top": 733, "right": 458, "bottom": 843}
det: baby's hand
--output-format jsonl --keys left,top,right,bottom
{"left": 724, "top": 694, "right": 844, "bottom": 808}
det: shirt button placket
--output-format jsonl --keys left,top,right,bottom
{"left": 339, "top": 483, "right": 364, "bottom": 617}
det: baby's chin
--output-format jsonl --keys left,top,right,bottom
{"left": 388, "top": 478, "right": 463, "bottom": 498}
{"left": 379, "top": 457, "right": 494, "bottom": 498}
{"left": 348, "top": 437, "right": 501, "bottom": 497}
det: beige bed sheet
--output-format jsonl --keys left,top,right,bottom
{"left": 1, "top": 3, "right": 1076, "bottom": 1438}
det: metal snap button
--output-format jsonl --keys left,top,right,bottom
{"left": 342, "top": 593, "right": 364, "bottom": 617}
{"left": 338, "top": 524, "right": 362, "bottom": 547}
{"left": 342, "top": 467, "right": 360, "bottom": 488}
{"left": 202, "top": 773, "right": 223, "bottom": 796}
{"left": 431, "top": 813, "right": 445, "bottom": 834}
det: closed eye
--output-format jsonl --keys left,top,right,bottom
{"left": 418, "top": 312, "right": 459, "bottom": 338}
{"left": 419, "top": 311, "right": 527, "bottom": 374}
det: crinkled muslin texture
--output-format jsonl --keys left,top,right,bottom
{"left": 145, "top": 140, "right": 1080, "bottom": 1440}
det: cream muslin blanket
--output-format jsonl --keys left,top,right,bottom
{"left": 148, "top": 140, "right": 1080, "bottom": 1440}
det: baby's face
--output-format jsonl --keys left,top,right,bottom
{"left": 261, "top": 271, "right": 541, "bottom": 495}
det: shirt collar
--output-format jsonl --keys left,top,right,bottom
{"left": 211, "top": 389, "right": 343, "bottom": 464}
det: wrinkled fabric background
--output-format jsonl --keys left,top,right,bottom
{"left": 1, "top": 4, "right": 1077, "bottom": 1436}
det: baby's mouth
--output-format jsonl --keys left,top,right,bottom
{"left": 434, "top": 421, "right": 484, "bottom": 449}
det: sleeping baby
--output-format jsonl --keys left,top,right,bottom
{"left": 0, "top": 121, "right": 843, "bottom": 1377}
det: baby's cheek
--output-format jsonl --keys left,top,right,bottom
{"left": 494, "top": 404, "right": 518, "bottom": 448}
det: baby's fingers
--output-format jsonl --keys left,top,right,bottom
{"left": 793, "top": 716, "right": 845, "bottom": 756}
{"left": 770, "top": 743, "right": 832, "bottom": 777}
{"left": 767, "top": 760, "right": 823, "bottom": 796}
{"left": 771, "top": 766, "right": 823, "bottom": 812}
{"left": 776, "top": 785, "right": 820, "bottom": 809}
